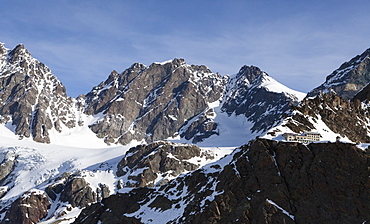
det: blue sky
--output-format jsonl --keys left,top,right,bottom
{"left": 1, "top": 1, "right": 369, "bottom": 97}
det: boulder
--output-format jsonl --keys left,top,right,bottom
{"left": 116, "top": 141, "right": 208, "bottom": 187}
{"left": 1, "top": 190, "right": 50, "bottom": 224}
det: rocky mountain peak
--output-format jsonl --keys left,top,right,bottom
{"left": 221, "top": 65, "right": 302, "bottom": 134}
{"left": 151, "top": 58, "right": 211, "bottom": 75}
{"left": 0, "top": 43, "right": 80, "bottom": 143}
{"left": 10, "top": 43, "right": 25, "bottom": 52}
{"left": 308, "top": 47, "right": 370, "bottom": 99}
{"left": 7, "top": 44, "right": 30, "bottom": 62}
{"left": 335, "top": 48, "right": 370, "bottom": 71}
{"left": 80, "top": 59, "right": 304, "bottom": 145}
{"left": 0, "top": 44, "right": 7, "bottom": 68}
{"left": 84, "top": 58, "right": 225, "bottom": 144}
{"left": 236, "top": 65, "right": 264, "bottom": 85}
{"left": 127, "top": 62, "right": 146, "bottom": 72}
{"left": 0, "top": 43, "right": 7, "bottom": 56}
{"left": 171, "top": 58, "right": 186, "bottom": 67}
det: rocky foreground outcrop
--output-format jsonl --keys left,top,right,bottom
{"left": 116, "top": 141, "right": 214, "bottom": 187}
{"left": 46, "top": 172, "right": 111, "bottom": 208}
{"left": 74, "top": 139, "right": 370, "bottom": 224}
{"left": 1, "top": 190, "right": 50, "bottom": 224}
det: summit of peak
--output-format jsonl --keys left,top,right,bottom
{"left": 8, "top": 43, "right": 32, "bottom": 60}
{"left": 11, "top": 43, "right": 28, "bottom": 53}
{"left": 172, "top": 58, "right": 186, "bottom": 65}
{"left": 235, "top": 65, "right": 265, "bottom": 84}
{"left": 130, "top": 62, "right": 146, "bottom": 68}
{"left": 153, "top": 58, "right": 186, "bottom": 66}
{"left": 0, "top": 43, "right": 7, "bottom": 55}
{"left": 15, "top": 43, "right": 25, "bottom": 49}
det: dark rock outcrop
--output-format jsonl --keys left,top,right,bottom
{"left": 116, "top": 141, "right": 213, "bottom": 187}
{"left": 308, "top": 48, "right": 370, "bottom": 99}
{"left": 58, "top": 177, "right": 96, "bottom": 208}
{"left": 179, "top": 108, "right": 219, "bottom": 143}
{"left": 1, "top": 190, "right": 50, "bottom": 224}
{"left": 74, "top": 139, "right": 370, "bottom": 224}
{"left": 46, "top": 172, "right": 110, "bottom": 208}
{"left": 353, "top": 81, "right": 370, "bottom": 102}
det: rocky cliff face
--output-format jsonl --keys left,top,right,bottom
{"left": 308, "top": 48, "right": 370, "bottom": 99}
{"left": 0, "top": 43, "right": 80, "bottom": 143}
{"left": 81, "top": 59, "right": 226, "bottom": 145}
{"left": 74, "top": 139, "right": 370, "bottom": 224}
{"left": 82, "top": 61, "right": 303, "bottom": 145}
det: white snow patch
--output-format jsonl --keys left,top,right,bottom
{"left": 154, "top": 59, "right": 173, "bottom": 65}
{"left": 266, "top": 199, "right": 295, "bottom": 220}
{"left": 259, "top": 75, "right": 306, "bottom": 101}
{"left": 168, "top": 115, "right": 177, "bottom": 121}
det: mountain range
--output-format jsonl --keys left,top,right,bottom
{"left": 0, "top": 42, "right": 369, "bottom": 223}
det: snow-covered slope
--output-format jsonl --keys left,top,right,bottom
{"left": 0, "top": 134, "right": 126, "bottom": 223}
{"left": 256, "top": 74, "right": 306, "bottom": 101}
{"left": 0, "top": 134, "right": 233, "bottom": 223}
{"left": 178, "top": 65, "right": 305, "bottom": 147}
